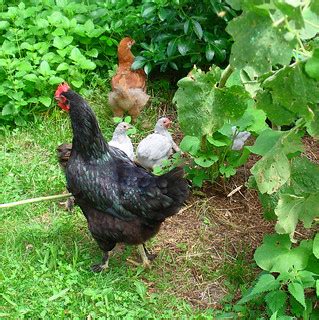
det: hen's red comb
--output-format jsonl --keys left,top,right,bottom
{"left": 55, "top": 82, "right": 70, "bottom": 98}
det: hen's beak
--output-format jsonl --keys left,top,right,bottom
{"left": 165, "top": 119, "right": 172, "bottom": 128}
{"left": 55, "top": 96, "right": 70, "bottom": 112}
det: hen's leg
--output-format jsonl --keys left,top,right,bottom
{"left": 112, "top": 107, "right": 124, "bottom": 118}
{"left": 137, "top": 244, "right": 157, "bottom": 268}
{"left": 91, "top": 239, "right": 116, "bottom": 272}
{"left": 142, "top": 243, "right": 157, "bottom": 261}
{"left": 128, "top": 106, "right": 140, "bottom": 122}
{"left": 137, "top": 244, "right": 150, "bottom": 268}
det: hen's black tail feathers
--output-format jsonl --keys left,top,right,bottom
{"left": 157, "top": 166, "right": 189, "bottom": 219}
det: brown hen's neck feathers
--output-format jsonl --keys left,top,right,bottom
{"left": 118, "top": 45, "right": 134, "bottom": 65}
{"left": 63, "top": 90, "right": 109, "bottom": 158}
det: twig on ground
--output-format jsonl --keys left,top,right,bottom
{"left": 0, "top": 193, "right": 72, "bottom": 209}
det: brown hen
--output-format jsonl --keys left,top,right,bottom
{"left": 108, "top": 37, "right": 150, "bottom": 121}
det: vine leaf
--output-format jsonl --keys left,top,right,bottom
{"left": 275, "top": 195, "right": 303, "bottom": 240}
{"left": 254, "top": 234, "right": 313, "bottom": 272}
{"left": 226, "top": 11, "right": 296, "bottom": 74}
{"left": 251, "top": 150, "right": 290, "bottom": 194}
{"left": 274, "top": 193, "right": 319, "bottom": 240}
{"left": 290, "top": 157, "right": 319, "bottom": 195}
{"left": 256, "top": 64, "right": 319, "bottom": 133}
{"left": 288, "top": 282, "right": 306, "bottom": 309}
{"left": 249, "top": 130, "right": 304, "bottom": 194}
{"left": 174, "top": 67, "right": 252, "bottom": 138}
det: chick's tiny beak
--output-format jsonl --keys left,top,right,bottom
{"left": 165, "top": 119, "right": 172, "bottom": 128}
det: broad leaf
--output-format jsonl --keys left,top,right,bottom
{"left": 179, "top": 136, "right": 201, "bottom": 155}
{"left": 256, "top": 91, "right": 296, "bottom": 126}
{"left": 251, "top": 150, "right": 290, "bottom": 194}
{"left": 238, "top": 274, "right": 279, "bottom": 304}
{"left": 233, "top": 103, "right": 267, "bottom": 134}
{"left": 39, "top": 60, "right": 51, "bottom": 76}
{"left": 194, "top": 154, "right": 218, "bottom": 167}
{"left": 300, "top": 8, "right": 319, "bottom": 40}
{"left": 261, "top": 65, "right": 319, "bottom": 120}
{"left": 39, "top": 96, "right": 51, "bottom": 107}
{"left": 288, "top": 282, "right": 306, "bottom": 309}
{"left": 226, "top": 11, "right": 296, "bottom": 74}
{"left": 174, "top": 67, "right": 251, "bottom": 138}
{"left": 254, "top": 234, "right": 312, "bottom": 272}
{"left": 248, "top": 129, "right": 283, "bottom": 156}
{"left": 275, "top": 194, "right": 302, "bottom": 239}
{"left": 265, "top": 290, "right": 287, "bottom": 314}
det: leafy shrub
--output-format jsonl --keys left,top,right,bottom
{"left": 174, "top": 0, "right": 319, "bottom": 317}
{"left": 173, "top": 66, "right": 267, "bottom": 186}
{"left": 132, "top": 0, "right": 237, "bottom": 74}
{"left": 0, "top": 0, "right": 142, "bottom": 126}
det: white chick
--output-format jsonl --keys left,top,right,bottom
{"left": 231, "top": 126, "right": 251, "bottom": 150}
{"left": 136, "top": 117, "right": 180, "bottom": 170}
{"left": 109, "top": 122, "right": 134, "bottom": 160}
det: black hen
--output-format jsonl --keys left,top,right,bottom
{"left": 54, "top": 83, "right": 189, "bottom": 271}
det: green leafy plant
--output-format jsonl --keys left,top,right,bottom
{"left": 173, "top": 66, "right": 267, "bottom": 186}
{"left": 174, "top": 0, "right": 319, "bottom": 316}
{"left": 0, "top": 0, "right": 143, "bottom": 126}
{"left": 132, "top": 0, "right": 237, "bottom": 74}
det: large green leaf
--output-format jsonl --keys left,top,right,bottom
{"left": 248, "top": 129, "right": 283, "bottom": 156}
{"left": 251, "top": 150, "right": 290, "bottom": 194}
{"left": 300, "top": 8, "right": 319, "bottom": 40}
{"left": 254, "top": 234, "right": 313, "bottom": 272}
{"left": 288, "top": 282, "right": 306, "bottom": 309}
{"left": 174, "top": 67, "right": 252, "bottom": 138}
{"left": 262, "top": 65, "right": 319, "bottom": 119}
{"left": 275, "top": 194, "right": 302, "bottom": 238}
{"left": 249, "top": 130, "right": 304, "bottom": 194}
{"left": 265, "top": 290, "right": 287, "bottom": 315}
{"left": 275, "top": 192, "right": 319, "bottom": 239}
{"left": 256, "top": 91, "right": 296, "bottom": 126}
{"left": 226, "top": 11, "right": 296, "bottom": 74}
{"left": 238, "top": 274, "right": 280, "bottom": 304}
{"left": 290, "top": 157, "right": 319, "bottom": 195}
{"left": 233, "top": 103, "right": 267, "bottom": 134}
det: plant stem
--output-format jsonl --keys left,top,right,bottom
{"left": 0, "top": 193, "right": 72, "bottom": 209}
{"left": 218, "top": 64, "right": 233, "bottom": 88}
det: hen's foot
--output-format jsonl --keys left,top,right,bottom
{"left": 91, "top": 251, "right": 110, "bottom": 272}
{"left": 143, "top": 245, "right": 157, "bottom": 261}
{"left": 138, "top": 244, "right": 153, "bottom": 269}
{"left": 91, "top": 259, "right": 109, "bottom": 273}
{"left": 59, "top": 197, "right": 75, "bottom": 211}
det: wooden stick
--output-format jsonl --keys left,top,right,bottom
{"left": 0, "top": 193, "right": 72, "bottom": 209}
{"left": 227, "top": 185, "right": 243, "bottom": 197}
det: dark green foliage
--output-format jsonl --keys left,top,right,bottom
{"left": 133, "top": 0, "right": 236, "bottom": 73}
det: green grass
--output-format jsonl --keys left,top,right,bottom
{"left": 0, "top": 93, "right": 217, "bottom": 319}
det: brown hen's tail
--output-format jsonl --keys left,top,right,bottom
{"left": 56, "top": 143, "right": 72, "bottom": 169}
{"left": 157, "top": 166, "right": 189, "bottom": 218}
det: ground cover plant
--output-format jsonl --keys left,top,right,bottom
{"left": 1, "top": 0, "right": 319, "bottom": 319}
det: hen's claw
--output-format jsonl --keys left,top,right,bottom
{"left": 91, "top": 262, "right": 108, "bottom": 273}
